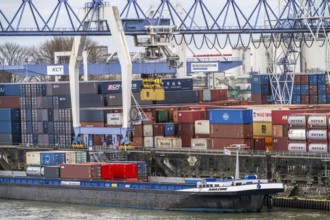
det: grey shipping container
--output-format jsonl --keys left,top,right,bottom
{"left": 155, "top": 90, "right": 199, "bottom": 105}
{"left": 0, "top": 134, "right": 21, "bottom": 145}
{"left": 44, "top": 166, "right": 60, "bottom": 179}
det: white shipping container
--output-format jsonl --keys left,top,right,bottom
{"left": 106, "top": 113, "right": 123, "bottom": 126}
{"left": 157, "top": 138, "right": 182, "bottom": 149}
{"left": 309, "top": 143, "right": 328, "bottom": 153}
{"left": 308, "top": 129, "right": 328, "bottom": 140}
{"left": 154, "top": 136, "right": 164, "bottom": 148}
{"left": 195, "top": 120, "right": 210, "bottom": 134}
{"left": 191, "top": 138, "right": 209, "bottom": 150}
{"left": 288, "top": 115, "right": 307, "bottom": 127}
{"left": 252, "top": 108, "right": 272, "bottom": 122}
{"left": 308, "top": 115, "right": 327, "bottom": 127}
{"left": 65, "top": 151, "right": 76, "bottom": 164}
{"left": 26, "top": 152, "right": 41, "bottom": 165}
{"left": 288, "top": 142, "right": 307, "bottom": 152}
{"left": 288, "top": 129, "right": 306, "bottom": 140}
{"left": 144, "top": 137, "right": 154, "bottom": 148}
{"left": 143, "top": 124, "right": 153, "bottom": 137}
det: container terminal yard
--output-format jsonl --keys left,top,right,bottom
{"left": 1, "top": 0, "right": 330, "bottom": 212}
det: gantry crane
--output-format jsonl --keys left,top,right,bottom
{"left": 70, "top": 5, "right": 133, "bottom": 147}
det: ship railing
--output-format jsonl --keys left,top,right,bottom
{"left": 128, "top": 148, "right": 330, "bottom": 159}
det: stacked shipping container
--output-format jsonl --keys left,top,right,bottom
{"left": 292, "top": 74, "right": 327, "bottom": 104}
{"left": 209, "top": 109, "right": 254, "bottom": 150}
{"left": 252, "top": 108, "right": 273, "bottom": 151}
{"left": 0, "top": 108, "right": 21, "bottom": 144}
{"left": 251, "top": 74, "right": 270, "bottom": 104}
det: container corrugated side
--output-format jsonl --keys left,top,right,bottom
{"left": 209, "top": 109, "right": 253, "bottom": 124}
{"left": 143, "top": 124, "right": 153, "bottom": 137}
{"left": 26, "top": 152, "right": 41, "bottom": 165}
{"left": 253, "top": 122, "right": 272, "bottom": 136}
{"left": 195, "top": 120, "right": 210, "bottom": 134}
{"left": 191, "top": 138, "right": 209, "bottom": 150}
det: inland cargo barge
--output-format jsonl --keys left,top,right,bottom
{"left": 0, "top": 175, "right": 283, "bottom": 212}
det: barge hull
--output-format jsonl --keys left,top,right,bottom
{"left": 0, "top": 183, "right": 265, "bottom": 212}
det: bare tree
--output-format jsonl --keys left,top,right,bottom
{"left": 0, "top": 42, "right": 30, "bottom": 82}
{"left": 30, "top": 36, "right": 107, "bottom": 64}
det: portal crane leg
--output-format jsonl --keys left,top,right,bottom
{"left": 69, "top": 5, "right": 133, "bottom": 147}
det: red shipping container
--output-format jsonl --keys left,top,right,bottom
{"left": 272, "top": 137, "right": 289, "bottom": 151}
{"left": 301, "top": 95, "right": 309, "bottom": 104}
{"left": 179, "top": 135, "right": 193, "bottom": 147}
{"left": 210, "top": 89, "right": 220, "bottom": 101}
{"left": 219, "top": 89, "right": 228, "bottom": 101}
{"left": 309, "top": 95, "right": 318, "bottom": 104}
{"left": 254, "top": 138, "right": 266, "bottom": 151}
{"left": 294, "top": 75, "right": 301, "bottom": 84}
{"left": 177, "top": 110, "right": 206, "bottom": 123}
{"left": 300, "top": 75, "right": 309, "bottom": 84}
{"left": 251, "top": 94, "right": 268, "bottom": 105}
{"left": 177, "top": 123, "right": 194, "bottom": 136}
{"left": 210, "top": 138, "right": 254, "bottom": 150}
{"left": 195, "top": 134, "right": 210, "bottom": 138}
{"left": 132, "top": 125, "right": 143, "bottom": 137}
{"left": 112, "top": 108, "right": 123, "bottom": 113}
{"left": 210, "top": 124, "right": 253, "bottom": 139}
{"left": 143, "top": 112, "right": 154, "bottom": 125}
{"left": 309, "top": 85, "right": 318, "bottom": 95}
{"left": 327, "top": 84, "right": 330, "bottom": 94}
{"left": 110, "top": 163, "right": 138, "bottom": 179}
{"left": 272, "top": 109, "right": 316, "bottom": 125}
{"left": 153, "top": 123, "right": 165, "bottom": 136}
{"left": 272, "top": 124, "right": 288, "bottom": 138}
{"left": 101, "top": 163, "right": 113, "bottom": 179}
{"left": 80, "top": 122, "right": 105, "bottom": 127}
{"left": 132, "top": 137, "right": 143, "bottom": 147}
{"left": 0, "top": 96, "right": 21, "bottom": 108}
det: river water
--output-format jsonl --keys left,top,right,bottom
{"left": 0, "top": 199, "right": 328, "bottom": 220}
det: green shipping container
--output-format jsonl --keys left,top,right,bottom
{"left": 156, "top": 110, "right": 169, "bottom": 123}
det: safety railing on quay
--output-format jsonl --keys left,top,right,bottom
{"left": 2, "top": 144, "right": 330, "bottom": 159}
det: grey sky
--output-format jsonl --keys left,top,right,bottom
{"left": 0, "top": 0, "right": 279, "bottom": 51}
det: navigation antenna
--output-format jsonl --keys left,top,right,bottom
{"left": 225, "top": 144, "right": 249, "bottom": 180}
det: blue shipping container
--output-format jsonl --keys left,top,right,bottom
{"left": 318, "top": 84, "right": 326, "bottom": 95}
{"left": 291, "top": 95, "right": 301, "bottom": 104}
{"left": 164, "top": 123, "right": 175, "bottom": 136}
{"left": 317, "top": 74, "right": 326, "bottom": 84}
{"left": 0, "top": 121, "right": 21, "bottom": 133}
{"left": 0, "top": 85, "right": 5, "bottom": 96}
{"left": 161, "top": 78, "right": 193, "bottom": 91}
{"left": 251, "top": 84, "right": 270, "bottom": 95}
{"left": 318, "top": 94, "right": 327, "bottom": 104}
{"left": 209, "top": 109, "right": 253, "bottom": 124}
{"left": 40, "top": 152, "right": 66, "bottom": 166}
{"left": 300, "top": 85, "right": 309, "bottom": 95}
{"left": 251, "top": 74, "right": 269, "bottom": 85}
{"left": 3, "top": 84, "right": 21, "bottom": 96}
{"left": 292, "top": 85, "right": 301, "bottom": 95}
{"left": 308, "top": 75, "right": 318, "bottom": 85}
{"left": 0, "top": 108, "right": 20, "bottom": 121}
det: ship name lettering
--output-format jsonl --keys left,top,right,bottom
{"left": 209, "top": 187, "right": 227, "bottom": 191}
